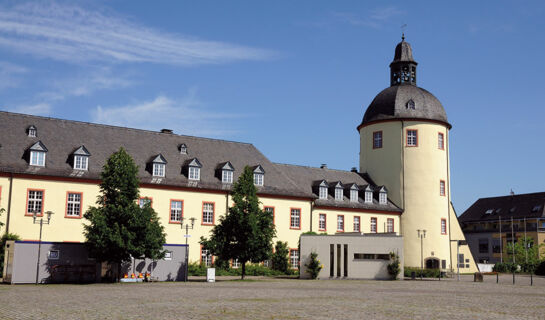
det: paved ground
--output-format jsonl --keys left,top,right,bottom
{"left": 1, "top": 275, "right": 544, "bottom": 319}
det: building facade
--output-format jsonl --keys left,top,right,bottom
{"left": 1, "top": 38, "right": 476, "bottom": 277}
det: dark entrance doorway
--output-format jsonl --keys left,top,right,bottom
{"left": 425, "top": 258, "right": 440, "bottom": 269}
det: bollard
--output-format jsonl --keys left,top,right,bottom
{"left": 512, "top": 272, "right": 515, "bottom": 285}
{"left": 496, "top": 273, "right": 498, "bottom": 284}
{"left": 531, "top": 273, "right": 533, "bottom": 286}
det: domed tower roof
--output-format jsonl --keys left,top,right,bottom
{"left": 359, "top": 36, "right": 450, "bottom": 129}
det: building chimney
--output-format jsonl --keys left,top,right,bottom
{"left": 351, "top": 167, "right": 358, "bottom": 172}
{"left": 320, "top": 164, "right": 327, "bottom": 169}
{"left": 160, "top": 129, "right": 173, "bottom": 134}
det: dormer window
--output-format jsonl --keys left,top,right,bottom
{"left": 316, "top": 180, "right": 329, "bottom": 200}
{"left": 218, "top": 161, "right": 234, "bottom": 184}
{"left": 179, "top": 143, "right": 187, "bottom": 155}
{"left": 349, "top": 184, "right": 359, "bottom": 203}
{"left": 72, "top": 146, "right": 90, "bottom": 170}
{"left": 29, "top": 141, "right": 47, "bottom": 167}
{"left": 27, "top": 125, "right": 37, "bottom": 137}
{"left": 364, "top": 185, "right": 373, "bottom": 203}
{"left": 187, "top": 158, "right": 202, "bottom": 180}
{"left": 378, "top": 186, "right": 388, "bottom": 205}
{"left": 319, "top": 186, "right": 328, "bottom": 199}
{"left": 253, "top": 165, "right": 265, "bottom": 186}
{"left": 334, "top": 183, "right": 344, "bottom": 201}
{"left": 485, "top": 209, "right": 494, "bottom": 215}
{"left": 151, "top": 154, "right": 167, "bottom": 177}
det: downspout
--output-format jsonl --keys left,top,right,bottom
{"left": 401, "top": 120, "right": 405, "bottom": 235}
{"left": 5, "top": 172, "right": 13, "bottom": 234}
{"left": 446, "top": 129, "right": 453, "bottom": 271}
{"left": 310, "top": 201, "right": 313, "bottom": 233}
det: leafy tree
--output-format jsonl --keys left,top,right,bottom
{"left": 83, "top": 148, "right": 166, "bottom": 280}
{"left": 271, "top": 241, "right": 290, "bottom": 273}
{"left": 200, "top": 166, "right": 276, "bottom": 279}
{"left": 304, "top": 252, "right": 323, "bottom": 279}
{"left": 506, "top": 237, "right": 545, "bottom": 272}
{"left": 0, "top": 208, "right": 4, "bottom": 230}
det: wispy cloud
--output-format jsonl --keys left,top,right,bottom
{"left": 91, "top": 89, "right": 245, "bottom": 137}
{"left": 334, "top": 6, "right": 405, "bottom": 29}
{"left": 0, "top": 1, "right": 275, "bottom": 66}
{"left": 0, "top": 61, "right": 27, "bottom": 89}
{"left": 5, "top": 102, "right": 51, "bottom": 116}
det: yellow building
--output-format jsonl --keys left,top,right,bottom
{"left": 0, "top": 38, "right": 476, "bottom": 273}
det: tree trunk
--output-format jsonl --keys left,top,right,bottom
{"left": 117, "top": 262, "right": 121, "bottom": 283}
{"left": 241, "top": 261, "right": 246, "bottom": 280}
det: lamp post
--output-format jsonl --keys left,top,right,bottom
{"left": 32, "top": 210, "right": 53, "bottom": 285}
{"left": 181, "top": 217, "right": 196, "bottom": 282}
{"left": 417, "top": 229, "right": 426, "bottom": 280}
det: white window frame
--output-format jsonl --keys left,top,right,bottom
{"left": 350, "top": 189, "right": 358, "bottom": 202}
{"left": 28, "top": 128, "right": 37, "bottom": 137}
{"left": 153, "top": 163, "right": 165, "bottom": 177}
{"left": 379, "top": 192, "right": 387, "bottom": 205}
{"left": 202, "top": 202, "right": 214, "bottom": 224}
{"left": 201, "top": 249, "right": 212, "bottom": 267}
{"left": 370, "top": 218, "right": 377, "bottom": 233}
{"left": 407, "top": 130, "right": 418, "bottom": 146}
{"left": 438, "top": 132, "right": 444, "bottom": 149}
{"left": 337, "top": 215, "right": 344, "bottom": 232}
{"left": 318, "top": 214, "right": 326, "bottom": 230}
{"left": 289, "top": 249, "right": 299, "bottom": 269}
{"left": 373, "top": 131, "right": 382, "bottom": 148}
{"left": 365, "top": 191, "right": 373, "bottom": 203}
{"left": 353, "top": 216, "right": 360, "bottom": 232}
{"left": 254, "top": 173, "right": 264, "bottom": 186}
{"left": 139, "top": 198, "right": 151, "bottom": 208}
{"left": 66, "top": 193, "right": 82, "bottom": 217}
{"left": 30, "top": 151, "right": 45, "bottom": 166}
{"left": 440, "top": 181, "right": 446, "bottom": 196}
{"left": 74, "top": 155, "right": 88, "bottom": 170}
{"left": 441, "top": 219, "right": 447, "bottom": 235}
{"left": 334, "top": 188, "right": 343, "bottom": 201}
{"left": 387, "top": 219, "right": 394, "bottom": 233}
{"left": 27, "top": 190, "right": 43, "bottom": 215}
{"left": 290, "top": 208, "right": 300, "bottom": 229}
{"left": 222, "top": 170, "right": 233, "bottom": 183}
{"left": 232, "top": 259, "right": 240, "bottom": 269}
{"left": 188, "top": 166, "right": 200, "bottom": 180}
{"left": 319, "top": 186, "right": 328, "bottom": 199}
{"left": 170, "top": 200, "right": 183, "bottom": 222}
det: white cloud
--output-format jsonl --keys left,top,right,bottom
{"left": 0, "top": 1, "right": 275, "bottom": 66}
{"left": 6, "top": 102, "right": 51, "bottom": 116}
{"left": 0, "top": 61, "right": 27, "bottom": 89}
{"left": 334, "top": 6, "right": 405, "bottom": 29}
{"left": 91, "top": 90, "right": 245, "bottom": 137}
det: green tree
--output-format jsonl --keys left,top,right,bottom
{"left": 200, "top": 166, "right": 276, "bottom": 279}
{"left": 271, "top": 241, "right": 290, "bottom": 273}
{"left": 506, "top": 237, "right": 545, "bottom": 272}
{"left": 83, "top": 148, "right": 166, "bottom": 280}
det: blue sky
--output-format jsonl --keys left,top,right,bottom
{"left": 1, "top": 0, "right": 544, "bottom": 213}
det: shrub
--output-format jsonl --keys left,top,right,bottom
{"left": 404, "top": 267, "right": 440, "bottom": 278}
{"left": 0, "top": 233, "right": 21, "bottom": 277}
{"left": 387, "top": 252, "right": 401, "bottom": 280}
{"left": 493, "top": 262, "right": 518, "bottom": 273}
{"left": 304, "top": 252, "right": 322, "bottom": 279}
{"left": 271, "top": 241, "right": 289, "bottom": 273}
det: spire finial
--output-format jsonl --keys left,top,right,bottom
{"left": 401, "top": 24, "right": 407, "bottom": 41}
{"left": 402, "top": 33, "right": 405, "bottom": 41}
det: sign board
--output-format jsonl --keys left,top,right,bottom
{"left": 458, "top": 240, "right": 468, "bottom": 246}
{"left": 207, "top": 268, "right": 215, "bottom": 283}
{"left": 183, "top": 235, "right": 191, "bottom": 238}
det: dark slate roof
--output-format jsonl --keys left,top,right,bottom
{"left": 273, "top": 163, "right": 401, "bottom": 212}
{"left": 391, "top": 38, "right": 416, "bottom": 64}
{"left": 0, "top": 111, "right": 307, "bottom": 197}
{"left": 459, "top": 192, "right": 545, "bottom": 223}
{"left": 360, "top": 84, "right": 449, "bottom": 127}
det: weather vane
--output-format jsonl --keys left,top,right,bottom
{"left": 401, "top": 24, "right": 407, "bottom": 40}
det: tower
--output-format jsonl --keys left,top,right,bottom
{"left": 358, "top": 37, "right": 454, "bottom": 269}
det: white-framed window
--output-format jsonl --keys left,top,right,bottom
{"left": 139, "top": 198, "right": 151, "bottom": 208}
{"left": 74, "top": 155, "right": 88, "bottom": 170}
{"left": 290, "top": 208, "right": 301, "bottom": 229}
{"left": 153, "top": 163, "right": 165, "bottom": 177}
{"left": 350, "top": 189, "right": 358, "bottom": 202}
{"left": 164, "top": 251, "right": 173, "bottom": 260}
{"left": 254, "top": 173, "right": 264, "bottom": 186}
{"left": 438, "top": 132, "right": 444, "bottom": 150}
{"left": 337, "top": 215, "right": 344, "bottom": 232}
{"left": 387, "top": 218, "right": 394, "bottom": 233}
{"left": 440, "top": 180, "right": 446, "bottom": 196}
{"left": 319, "top": 186, "right": 328, "bottom": 199}
{"left": 66, "top": 193, "right": 82, "bottom": 217}
{"left": 353, "top": 216, "right": 360, "bottom": 232}
{"left": 201, "top": 249, "right": 212, "bottom": 267}
{"left": 335, "top": 188, "right": 343, "bottom": 201}
{"left": 379, "top": 192, "right": 387, "bottom": 205}
{"left": 48, "top": 250, "right": 60, "bottom": 260}
{"left": 202, "top": 202, "right": 214, "bottom": 224}
{"left": 27, "top": 190, "right": 43, "bottom": 215}
{"left": 289, "top": 249, "right": 299, "bottom": 269}
{"left": 222, "top": 170, "right": 233, "bottom": 183}
{"left": 232, "top": 259, "right": 240, "bottom": 269}
{"left": 370, "top": 217, "right": 377, "bottom": 233}
{"left": 30, "top": 151, "right": 46, "bottom": 166}
{"left": 180, "top": 145, "right": 187, "bottom": 154}
{"left": 407, "top": 129, "right": 418, "bottom": 147}
{"left": 365, "top": 191, "right": 373, "bottom": 203}
{"left": 441, "top": 219, "right": 447, "bottom": 235}
{"left": 28, "top": 126, "right": 37, "bottom": 137}
{"left": 170, "top": 200, "right": 183, "bottom": 222}
{"left": 318, "top": 214, "right": 326, "bottom": 231}
{"left": 189, "top": 166, "right": 200, "bottom": 180}
{"left": 373, "top": 131, "right": 383, "bottom": 149}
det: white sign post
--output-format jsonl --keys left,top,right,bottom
{"left": 207, "top": 268, "right": 215, "bottom": 283}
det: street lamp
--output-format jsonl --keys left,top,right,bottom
{"left": 417, "top": 229, "right": 426, "bottom": 280}
{"left": 33, "top": 210, "right": 53, "bottom": 285}
{"left": 181, "top": 217, "right": 196, "bottom": 282}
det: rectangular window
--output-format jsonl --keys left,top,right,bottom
{"left": 492, "top": 239, "right": 501, "bottom": 253}
{"left": 232, "top": 259, "right": 240, "bottom": 269}
{"left": 353, "top": 216, "right": 360, "bottom": 232}
{"left": 337, "top": 215, "right": 344, "bottom": 232}
{"left": 254, "top": 173, "right": 264, "bottom": 186}
{"left": 364, "top": 191, "right": 373, "bottom": 203}
{"left": 222, "top": 170, "right": 233, "bottom": 183}
{"left": 479, "top": 238, "right": 489, "bottom": 253}
{"left": 354, "top": 253, "right": 390, "bottom": 260}
{"left": 290, "top": 208, "right": 301, "bottom": 229}
{"left": 335, "top": 188, "right": 343, "bottom": 201}
{"left": 438, "top": 132, "right": 445, "bottom": 150}
{"left": 350, "top": 189, "right": 358, "bottom": 202}
{"left": 440, "top": 180, "right": 446, "bottom": 196}
{"left": 153, "top": 163, "right": 165, "bottom": 177}
{"left": 264, "top": 206, "right": 275, "bottom": 225}
{"left": 387, "top": 218, "right": 394, "bottom": 233}
{"left": 201, "top": 248, "right": 212, "bottom": 267}
{"left": 30, "top": 151, "right": 45, "bottom": 166}
{"left": 66, "top": 192, "right": 82, "bottom": 218}
{"left": 373, "top": 131, "right": 383, "bottom": 149}
{"left": 319, "top": 186, "right": 328, "bottom": 199}
{"left": 74, "top": 155, "right": 88, "bottom": 170}
{"left": 379, "top": 192, "right": 387, "bottom": 204}
{"left": 188, "top": 167, "right": 200, "bottom": 180}
{"left": 202, "top": 202, "right": 214, "bottom": 225}
{"left": 170, "top": 200, "right": 183, "bottom": 223}
{"left": 406, "top": 129, "right": 418, "bottom": 147}
{"left": 458, "top": 254, "right": 465, "bottom": 268}
{"left": 318, "top": 213, "right": 326, "bottom": 231}
{"left": 370, "top": 217, "right": 377, "bottom": 233}
{"left": 289, "top": 249, "right": 299, "bottom": 269}
{"left": 139, "top": 198, "right": 151, "bottom": 208}
{"left": 26, "top": 189, "right": 44, "bottom": 216}
{"left": 441, "top": 218, "right": 447, "bottom": 235}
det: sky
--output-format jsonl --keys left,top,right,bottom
{"left": 0, "top": 0, "right": 544, "bottom": 214}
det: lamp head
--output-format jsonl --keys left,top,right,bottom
{"left": 190, "top": 217, "right": 196, "bottom": 228}
{"left": 46, "top": 211, "right": 54, "bottom": 221}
